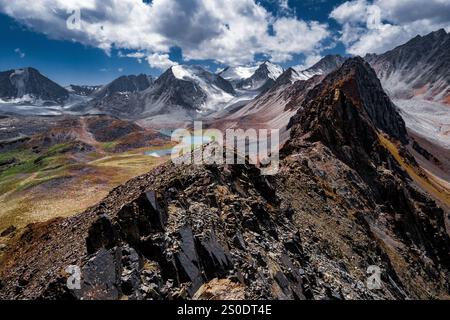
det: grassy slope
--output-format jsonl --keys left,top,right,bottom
{"left": 0, "top": 143, "right": 172, "bottom": 232}
{"left": 378, "top": 134, "right": 450, "bottom": 208}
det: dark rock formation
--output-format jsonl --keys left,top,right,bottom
{"left": 94, "top": 74, "right": 153, "bottom": 100}
{"left": 0, "top": 68, "right": 69, "bottom": 104}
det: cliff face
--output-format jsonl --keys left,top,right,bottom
{"left": 281, "top": 58, "right": 450, "bottom": 299}
{"left": 0, "top": 59, "right": 449, "bottom": 300}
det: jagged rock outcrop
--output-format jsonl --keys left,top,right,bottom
{"left": 0, "top": 58, "right": 449, "bottom": 301}
{"left": 283, "top": 57, "right": 450, "bottom": 297}
{"left": 287, "top": 57, "right": 408, "bottom": 146}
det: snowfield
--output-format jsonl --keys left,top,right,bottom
{"left": 394, "top": 98, "right": 450, "bottom": 150}
{"left": 218, "top": 65, "right": 259, "bottom": 82}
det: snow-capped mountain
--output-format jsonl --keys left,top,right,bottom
{"left": 208, "top": 55, "right": 349, "bottom": 137}
{"left": 82, "top": 65, "right": 237, "bottom": 128}
{"left": 294, "top": 55, "right": 346, "bottom": 81}
{"left": 144, "top": 65, "right": 235, "bottom": 113}
{"left": 274, "top": 68, "right": 302, "bottom": 86}
{"left": 209, "top": 71, "right": 323, "bottom": 141}
{"left": 262, "top": 55, "right": 346, "bottom": 89}
{"left": 0, "top": 67, "right": 69, "bottom": 105}
{"left": 365, "top": 29, "right": 450, "bottom": 104}
{"left": 234, "top": 61, "right": 283, "bottom": 92}
{"left": 364, "top": 29, "right": 450, "bottom": 151}
{"left": 218, "top": 65, "right": 259, "bottom": 84}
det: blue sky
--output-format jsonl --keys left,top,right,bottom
{"left": 0, "top": 14, "right": 162, "bottom": 86}
{"left": 0, "top": 0, "right": 448, "bottom": 86}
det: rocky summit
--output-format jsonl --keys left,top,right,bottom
{"left": 0, "top": 58, "right": 448, "bottom": 300}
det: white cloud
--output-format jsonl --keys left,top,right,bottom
{"left": 0, "top": 0, "right": 330, "bottom": 67}
{"left": 147, "top": 53, "right": 178, "bottom": 70}
{"left": 330, "top": 0, "right": 450, "bottom": 56}
{"left": 125, "top": 52, "right": 146, "bottom": 59}
{"left": 119, "top": 51, "right": 146, "bottom": 63}
{"left": 14, "top": 48, "right": 25, "bottom": 58}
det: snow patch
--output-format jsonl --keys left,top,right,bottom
{"left": 219, "top": 66, "right": 259, "bottom": 81}
{"left": 263, "top": 62, "right": 283, "bottom": 80}
{"left": 394, "top": 98, "right": 450, "bottom": 150}
{"left": 171, "top": 65, "right": 235, "bottom": 112}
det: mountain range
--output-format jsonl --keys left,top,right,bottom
{"left": 366, "top": 29, "right": 450, "bottom": 104}
{"left": 1, "top": 30, "right": 449, "bottom": 116}
{"left": 0, "top": 28, "right": 448, "bottom": 153}
{"left": 1, "top": 56, "right": 448, "bottom": 300}
{"left": 0, "top": 29, "right": 449, "bottom": 301}
{"left": 0, "top": 56, "right": 344, "bottom": 124}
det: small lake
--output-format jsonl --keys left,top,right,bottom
{"left": 145, "top": 135, "right": 212, "bottom": 158}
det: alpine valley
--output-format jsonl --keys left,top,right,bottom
{"left": 0, "top": 29, "right": 449, "bottom": 301}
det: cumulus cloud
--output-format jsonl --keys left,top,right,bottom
{"left": 330, "top": 0, "right": 450, "bottom": 56}
{"left": 147, "top": 53, "right": 178, "bottom": 70}
{"left": 0, "top": 0, "right": 330, "bottom": 67}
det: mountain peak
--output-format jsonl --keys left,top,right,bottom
{"left": 293, "top": 55, "right": 346, "bottom": 81}
{"left": 170, "top": 64, "right": 206, "bottom": 80}
{"left": 285, "top": 57, "right": 408, "bottom": 159}
{"left": 257, "top": 61, "right": 283, "bottom": 79}
{"left": 273, "top": 67, "right": 302, "bottom": 86}
{"left": 92, "top": 73, "right": 153, "bottom": 100}
{"left": 0, "top": 67, "right": 69, "bottom": 103}
{"left": 307, "top": 55, "right": 346, "bottom": 73}
{"left": 432, "top": 28, "right": 447, "bottom": 37}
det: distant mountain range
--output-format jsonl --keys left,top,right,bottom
{"left": 1, "top": 28, "right": 450, "bottom": 302}
{"left": 221, "top": 61, "right": 284, "bottom": 92}
{"left": 0, "top": 29, "right": 448, "bottom": 142}
{"left": 66, "top": 84, "right": 102, "bottom": 97}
